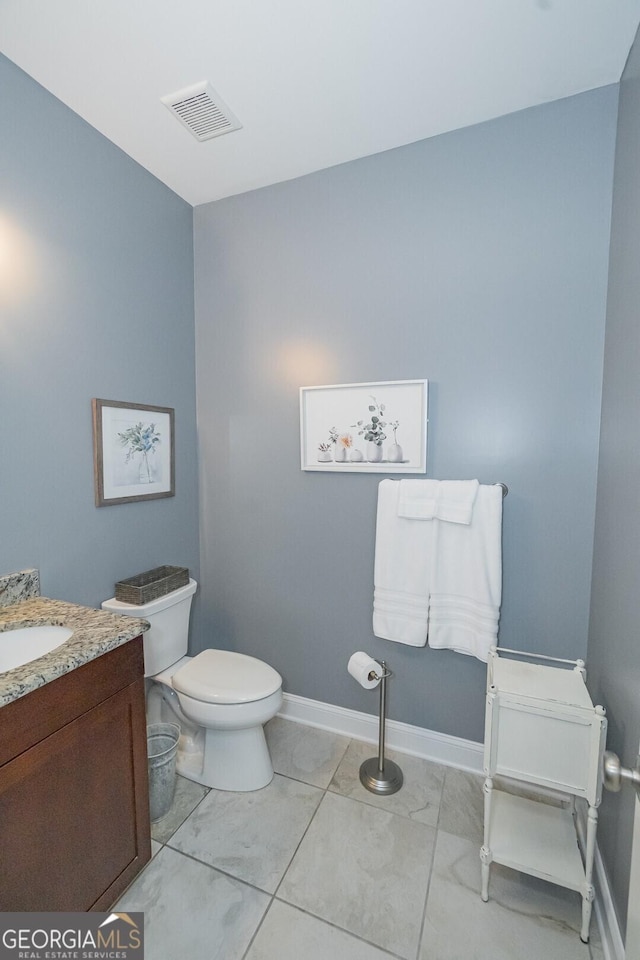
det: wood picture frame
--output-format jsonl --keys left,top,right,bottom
{"left": 92, "top": 398, "right": 175, "bottom": 506}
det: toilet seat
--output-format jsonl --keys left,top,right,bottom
{"left": 172, "top": 649, "right": 282, "bottom": 704}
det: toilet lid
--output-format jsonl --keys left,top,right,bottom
{"left": 172, "top": 649, "right": 282, "bottom": 704}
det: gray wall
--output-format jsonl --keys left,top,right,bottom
{"left": 194, "top": 87, "right": 617, "bottom": 741}
{"left": 588, "top": 26, "right": 640, "bottom": 935}
{"left": 0, "top": 54, "right": 200, "bottom": 610}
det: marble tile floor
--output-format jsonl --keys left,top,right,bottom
{"left": 116, "top": 716, "right": 605, "bottom": 960}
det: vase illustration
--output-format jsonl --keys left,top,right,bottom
{"left": 367, "top": 442, "right": 383, "bottom": 463}
{"left": 334, "top": 445, "right": 348, "bottom": 463}
{"left": 387, "top": 443, "right": 404, "bottom": 463}
{"left": 317, "top": 450, "right": 332, "bottom": 462}
{"left": 139, "top": 454, "right": 154, "bottom": 483}
{"left": 350, "top": 449, "right": 364, "bottom": 463}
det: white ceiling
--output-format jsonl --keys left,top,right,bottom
{"left": 2, "top": 1, "right": 640, "bottom": 207}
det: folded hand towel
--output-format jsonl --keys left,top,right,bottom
{"left": 397, "top": 479, "right": 479, "bottom": 524}
{"left": 397, "top": 480, "right": 440, "bottom": 520}
{"left": 433, "top": 479, "right": 480, "bottom": 524}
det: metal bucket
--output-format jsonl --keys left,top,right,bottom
{"left": 147, "top": 722, "right": 180, "bottom": 822}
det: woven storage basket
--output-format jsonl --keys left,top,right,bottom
{"left": 115, "top": 566, "right": 189, "bottom": 605}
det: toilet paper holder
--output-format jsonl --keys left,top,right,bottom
{"left": 359, "top": 658, "right": 403, "bottom": 796}
{"left": 366, "top": 663, "right": 392, "bottom": 683}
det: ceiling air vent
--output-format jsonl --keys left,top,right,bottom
{"left": 161, "top": 82, "right": 242, "bottom": 142}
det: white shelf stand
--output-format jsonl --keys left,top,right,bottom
{"left": 480, "top": 646, "right": 607, "bottom": 943}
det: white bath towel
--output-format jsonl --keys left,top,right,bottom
{"left": 373, "top": 479, "right": 431, "bottom": 646}
{"left": 373, "top": 480, "right": 502, "bottom": 659}
{"left": 428, "top": 483, "right": 502, "bottom": 661}
{"left": 428, "top": 598, "right": 500, "bottom": 660}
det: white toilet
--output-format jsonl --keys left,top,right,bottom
{"left": 102, "top": 579, "right": 283, "bottom": 792}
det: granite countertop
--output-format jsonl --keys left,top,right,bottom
{"left": 0, "top": 596, "right": 149, "bottom": 708}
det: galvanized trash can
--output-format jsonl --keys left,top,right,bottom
{"left": 147, "top": 722, "right": 180, "bottom": 822}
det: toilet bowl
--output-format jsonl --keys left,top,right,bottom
{"left": 156, "top": 649, "right": 283, "bottom": 791}
{"left": 102, "top": 579, "right": 283, "bottom": 792}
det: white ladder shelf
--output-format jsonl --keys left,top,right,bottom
{"left": 481, "top": 646, "right": 607, "bottom": 944}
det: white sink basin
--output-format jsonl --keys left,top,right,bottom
{"left": 0, "top": 625, "right": 73, "bottom": 672}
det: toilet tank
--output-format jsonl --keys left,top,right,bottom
{"left": 102, "top": 578, "right": 197, "bottom": 678}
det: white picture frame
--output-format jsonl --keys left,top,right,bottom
{"left": 300, "top": 379, "right": 428, "bottom": 473}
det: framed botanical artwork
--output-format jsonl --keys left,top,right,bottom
{"left": 300, "top": 379, "right": 428, "bottom": 473}
{"left": 92, "top": 399, "right": 175, "bottom": 506}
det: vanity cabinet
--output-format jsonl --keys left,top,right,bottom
{"left": 480, "top": 648, "right": 607, "bottom": 943}
{"left": 0, "top": 637, "right": 151, "bottom": 911}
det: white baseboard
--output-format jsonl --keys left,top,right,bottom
{"left": 575, "top": 804, "right": 625, "bottom": 960}
{"left": 593, "top": 845, "right": 625, "bottom": 960}
{"left": 278, "top": 691, "right": 484, "bottom": 773}
{"left": 279, "top": 691, "right": 624, "bottom": 957}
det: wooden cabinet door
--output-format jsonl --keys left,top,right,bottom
{"left": 0, "top": 679, "right": 150, "bottom": 910}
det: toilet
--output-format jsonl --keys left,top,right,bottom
{"left": 102, "top": 579, "right": 282, "bottom": 792}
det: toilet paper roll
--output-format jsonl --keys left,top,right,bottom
{"left": 348, "top": 651, "right": 381, "bottom": 689}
